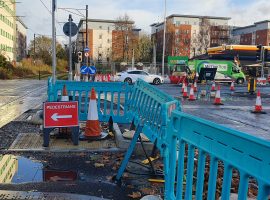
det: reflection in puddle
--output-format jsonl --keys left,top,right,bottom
{"left": 0, "top": 155, "right": 78, "bottom": 184}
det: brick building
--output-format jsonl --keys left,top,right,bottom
{"left": 232, "top": 20, "right": 270, "bottom": 46}
{"left": 77, "top": 19, "right": 140, "bottom": 63}
{"left": 151, "top": 14, "right": 230, "bottom": 59}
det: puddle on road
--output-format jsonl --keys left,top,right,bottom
{"left": 0, "top": 155, "right": 78, "bottom": 184}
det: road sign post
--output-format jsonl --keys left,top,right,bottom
{"left": 43, "top": 101, "right": 79, "bottom": 147}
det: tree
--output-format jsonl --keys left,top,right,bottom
{"left": 113, "top": 14, "right": 136, "bottom": 62}
{"left": 29, "top": 36, "right": 67, "bottom": 65}
{"left": 135, "top": 33, "right": 152, "bottom": 62}
{"left": 192, "top": 18, "right": 211, "bottom": 56}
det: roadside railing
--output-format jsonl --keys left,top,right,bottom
{"left": 47, "top": 77, "right": 270, "bottom": 199}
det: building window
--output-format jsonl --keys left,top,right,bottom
{"left": 107, "top": 39, "right": 110, "bottom": 43}
{"left": 99, "top": 34, "right": 102, "bottom": 39}
{"left": 99, "top": 26, "right": 102, "bottom": 29}
{"left": 99, "top": 44, "right": 102, "bottom": 48}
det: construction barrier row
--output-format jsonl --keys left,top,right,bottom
{"left": 74, "top": 73, "right": 116, "bottom": 82}
{"left": 47, "top": 77, "right": 270, "bottom": 199}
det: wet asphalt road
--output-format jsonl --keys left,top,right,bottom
{"left": 0, "top": 80, "right": 47, "bottom": 128}
{"left": 157, "top": 83, "right": 270, "bottom": 141}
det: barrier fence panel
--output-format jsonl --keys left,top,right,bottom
{"left": 126, "top": 79, "right": 180, "bottom": 146}
{"left": 47, "top": 78, "right": 132, "bottom": 123}
{"left": 115, "top": 79, "right": 180, "bottom": 181}
{"left": 165, "top": 111, "right": 270, "bottom": 200}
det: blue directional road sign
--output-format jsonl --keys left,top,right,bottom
{"left": 84, "top": 47, "right": 90, "bottom": 52}
{"left": 80, "top": 66, "right": 88, "bottom": 75}
{"left": 88, "top": 66, "right": 97, "bottom": 75}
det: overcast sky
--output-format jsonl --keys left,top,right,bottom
{"left": 17, "top": 0, "right": 270, "bottom": 45}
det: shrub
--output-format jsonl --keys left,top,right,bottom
{"left": 0, "top": 68, "right": 12, "bottom": 79}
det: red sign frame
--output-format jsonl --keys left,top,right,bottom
{"left": 43, "top": 101, "right": 79, "bottom": 128}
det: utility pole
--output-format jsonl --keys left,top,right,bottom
{"left": 33, "top": 33, "right": 40, "bottom": 80}
{"left": 52, "top": 0, "right": 56, "bottom": 84}
{"left": 68, "top": 14, "right": 73, "bottom": 81}
{"left": 85, "top": 5, "right": 88, "bottom": 66}
{"left": 161, "top": 0, "right": 167, "bottom": 77}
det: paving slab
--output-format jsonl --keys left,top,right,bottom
{"left": 9, "top": 133, "right": 117, "bottom": 152}
{"left": 0, "top": 190, "right": 107, "bottom": 200}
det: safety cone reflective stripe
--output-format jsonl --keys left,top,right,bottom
{"left": 85, "top": 88, "right": 101, "bottom": 137}
{"left": 61, "top": 85, "right": 69, "bottom": 102}
{"left": 214, "top": 85, "right": 223, "bottom": 105}
{"left": 181, "top": 82, "right": 185, "bottom": 93}
{"left": 230, "top": 81, "right": 235, "bottom": 91}
{"left": 211, "top": 81, "right": 216, "bottom": 91}
{"left": 183, "top": 84, "right": 188, "bottom": 98}
{"left": 194, "top": 81, "right": 198, "bottom": 92}
{"left": 254, "top": 90, "right": 262, "bottom": 112}
{"left": 188, "top": 84, "right": 196, "bottom": 101}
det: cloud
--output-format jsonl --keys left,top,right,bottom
{"left": 17, "top": 0, "right": 270, "bottom": 45}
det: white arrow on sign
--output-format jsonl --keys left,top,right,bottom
{"left": 89, "top": 67, "right": 95, "bottom": 74}
{"left": 51, "top": 113, "right": 72, "bottom": 121}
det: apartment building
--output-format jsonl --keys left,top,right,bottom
{"left": 0, "top": 0, "right": 16, "bottom": 61}
{"left": 232, "top": 20, "right": 270, "bottom": 46}
{"left": 16, "top": 17, "right": 27, "bottom": 61}
{"left": 151, "top": 14, "right": 230, "bottom": 59}
{"left": 77, "top": 19, "right": 140, "bottom": 62}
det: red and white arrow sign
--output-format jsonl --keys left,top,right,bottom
{"left": 44, "top": 101, "right": 79, "bottom": 128}
{"left": 51, "top": 113, "right": 72, "bottom": 121}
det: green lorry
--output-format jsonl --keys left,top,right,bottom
{"left": 189, "top": 60, "right": 246, "bottom": 84}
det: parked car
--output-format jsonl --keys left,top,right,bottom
{"left": 118, "top": 70, "right": 164, "bottom": 85}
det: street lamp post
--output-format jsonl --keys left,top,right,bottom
{"left": 161, "top": 0, "right": 167, "bottom": 77}
{"left": 52, "top": 0, "right": 57, "bottom": 84}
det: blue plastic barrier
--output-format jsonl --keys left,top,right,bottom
{"left": 48, "top": 78, "right": 132, "bottom": 123}
{"left": 165, "top": 111, "right": 270, "bottom": 199}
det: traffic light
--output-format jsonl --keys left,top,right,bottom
{"left": 78, "top": 51, "right": 82, "bottom": 62}
{"left": 256, "top": 45, "right": 262, "bottom": 61}
{"left": 264, "top": 48, "right": 268, "bottom": 61}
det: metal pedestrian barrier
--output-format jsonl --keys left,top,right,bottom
{"left": 47, "top": 77, "right": 270, "bottom": 199}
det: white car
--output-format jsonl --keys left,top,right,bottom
{"left": 118, "top": 70, "right": 164, "bottom": 85}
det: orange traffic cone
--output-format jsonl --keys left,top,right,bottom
{"left": 213, "top": 85, "right": 223, "bottom": 105}
{"left": 252, "top": 90, "right": 266, "bottom": 114}
{"left": 61, "top": 85, "right": 69, "bottom": 101}
{"left": 188, "top": 84, "right": 196, "bottom": 101}
{"left": 181, "top": 81, "right": 186, "bottom": 93}
{"left": 194, "top": 81, "right": 198, "bottom": 92}
{"left": 183, "top": 84, "right": 188, "bottom": 98}
{"left": 211, "top": 81, "right": 216, "bottom": 91}
{"left": 80, "top": 88, "right": 108, "bottom": 140}
{"left": 230, "top": 81, "right": 235, "bottom": 91}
